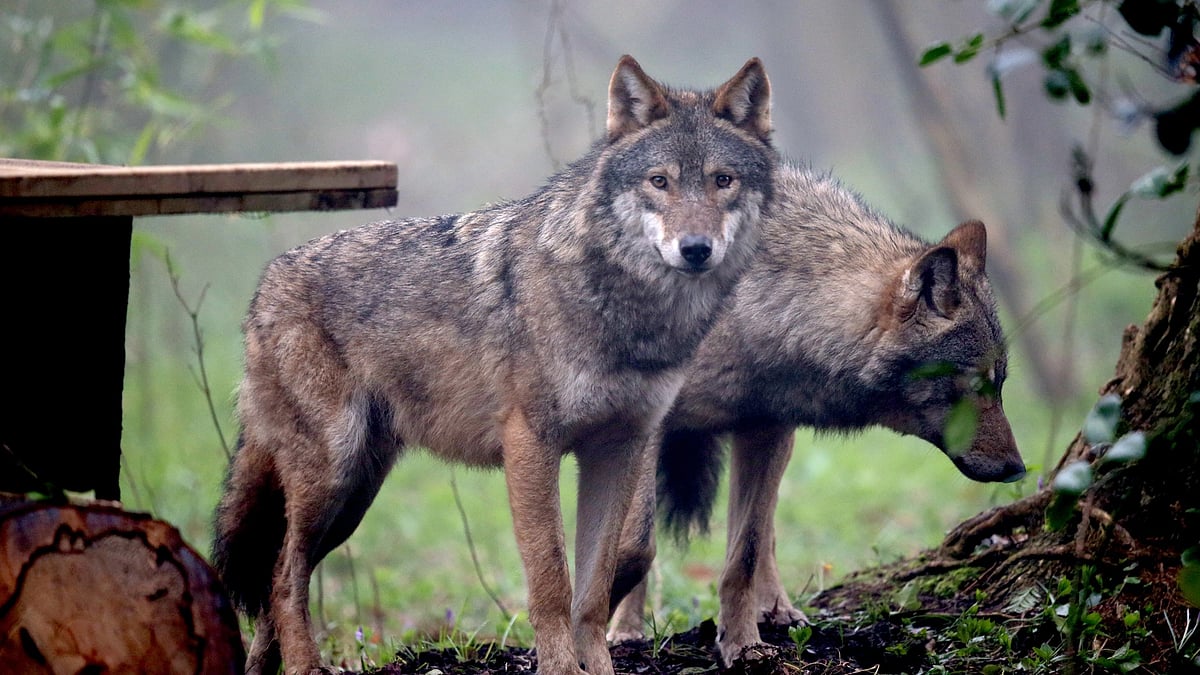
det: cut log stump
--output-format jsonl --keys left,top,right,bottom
{"left": 0, "top": 496, "right": 245, "bottom": 674}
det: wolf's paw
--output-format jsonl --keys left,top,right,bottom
{"left": 605, "top": 626, "right": 645, "bottom": 644}
{"left": 758, "top": 598, "right": 809, "bottom": 627}
{"left": 719, "top": 639, "right": 782, "bottom": 669}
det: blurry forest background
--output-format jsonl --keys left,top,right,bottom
{"left": 3, "top": 0, "right": 1195, "bottom": 661}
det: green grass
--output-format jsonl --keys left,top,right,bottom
{"left": 118, "top": 213, "right": 1153, "bottom": 660}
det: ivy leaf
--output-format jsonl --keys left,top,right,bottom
{"left": 1046, "top": 493, "right": 1078, "bottom": 531}
{"left": 1082, "top": 394, "right": 1121, "bottom": 444}
{"left": 1053, "top": 460, "right": 1094, "bottom": 496}
{"left": 1179, "top": 563, "right": 1200, "bottom": 607}
{"left": 920, "top": 42, "right": 954, "bottom": 66}
{"left": 1183, "top": 546, "right": 1200, "bottom": 566}
{"left": 1101, "top": 431, "right": 1147, "bottom": 464}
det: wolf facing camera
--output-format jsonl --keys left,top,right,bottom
{"left": 212, "top": 55, "right": 777, "bottom": 675}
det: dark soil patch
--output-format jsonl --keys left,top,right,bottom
{"left": 354, "top": 544, "right": 1197, "bottom": 675}
{"left": 360, "top": 617, "right": 911, "bottom": 674}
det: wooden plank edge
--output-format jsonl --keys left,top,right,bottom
{"left": 0, "top": 188, "right": 398, "bottom": 218}
{"left": 0, "top": 161, "right": 398, "bottom": 198}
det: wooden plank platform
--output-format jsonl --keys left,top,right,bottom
{"left": 0, "top": 157, "right": 399, "bottom": 501}
{"left": 0, "top": 159, "right": 398, "bottom": 217}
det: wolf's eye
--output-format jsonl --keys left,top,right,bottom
{"left": 649, "top": 175, "right": 668, "bottom": 189}
{"left": 714, "top": 174, "right": 733, "bottom": 188}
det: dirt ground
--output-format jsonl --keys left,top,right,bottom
{"left": 356, "top": 547, "right": 1196, "bottom": 675}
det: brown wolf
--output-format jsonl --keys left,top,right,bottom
{"left": 607, "top": 162, "right": 1026, "bottom": 666}
{"left": 211, "top": 55, "right": 776, "bottom": 675}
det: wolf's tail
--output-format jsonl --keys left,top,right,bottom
{"left": 211, "top": 436, "right": 285, "bottom": 617}
{"left": 657, "top": 429, "right": 725, "bottom": 543}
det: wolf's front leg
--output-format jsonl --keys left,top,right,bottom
{"left": 717, "top": 425, "right": 806, "bottom": 667}
{"left": 605, "top": 437, "right": 659, "bottom": 644}
{"left": 571, "top": 435, "right": 649, "bottom": 675}
{"left": 503, "top": 410, "right": 585, "bottom": 675}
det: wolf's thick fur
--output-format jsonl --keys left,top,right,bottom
{"left": 211, "top": 56, "right": 776, "bottom": 675}
{"left": 607, "top": 163, "right": 1025, "bottom": 665}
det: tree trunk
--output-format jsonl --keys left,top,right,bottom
{"left": 0, "top": 496, "right": 245, "bottom": 674}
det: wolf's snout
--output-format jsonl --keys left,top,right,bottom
{"left": 679, "top": 234, "right": 713, "bottom": 267}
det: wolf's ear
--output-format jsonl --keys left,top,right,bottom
{"left": 712, "top": 57, "right": 772, "bottom": 142}
{"left": 940, "top": 220, "right": 987, "bottom": 274}
{"left": 898, "top": 245, "right": 960, "bottom": 321}
{"left": 607, "top": 55, "right": 671, "bottom": 142}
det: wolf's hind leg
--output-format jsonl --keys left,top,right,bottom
{"left": 244, "top": 610, "right": 281, "bottom": 675}
{"left": 717, "top": 425, "right": 806, "bottom": 667}
{"left": 269, "top": 396, "right": 400, "bottom": 673}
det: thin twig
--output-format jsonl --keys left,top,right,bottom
{"left": 164, "top": 251, "right": 231, "bottom": 460}
{"left": 450, "top": 471, "right": 512, "bottom": 621}
{"left": 534, "top": 0, "right": 597, "bottom": 170}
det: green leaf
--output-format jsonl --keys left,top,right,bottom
{"left": 954, "top": 33, "right": 986, "bottom": 64}
{"left": 1042, "top": 0, "right": 1081, "bottom": 27}
{"left": 1082, "top": 394, "right": 1121, "bottom": 444}
{"left": 249, "top": 0, "right": 268, "bottom": 30}
{"left": 1053, "top": 460, "right": 1093, "bottom": 496}
{"left": 1101, "top": 431, "right": 1146, "bottom": 464}
{"left": 909, "top": 360, "right": 958, "bottom": 380}
{"left": 1179, "top": 564, "right": 1200, "bottom": 607}
{"left": 1183, "top": 546, "right": 1200, "bottom": 566}
{"left": 1044, "top": 70, "right": 1071, "bottom": 100}
{"left": 920, "top": 42, "right": 954, "bottom": 66}
{"left": 788, "top": 624, "right": 813, "bottom": 652}
{"left": 991, "top": 68, "right": 1007, "bottom": 119}
{"left": 893, "top": 581, "right": 922, "bottom": 611}
{"left": 1065, "top": 68, "right": 1091, "bottom": 104}
{"left": 1042, "top": 34, "right": 1072, "bottom": 68}
{"left": 944, "top": 398, "right": 980, "bottom": 457}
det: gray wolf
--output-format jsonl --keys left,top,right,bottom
{"left": 211, "top": 55, "right": 776, "bottom": 675}
{"left": 607, "top": 162, "right": 1026, "bottom": 666}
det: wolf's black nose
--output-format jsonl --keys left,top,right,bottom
{"left": 680, "top": 235, "right": 713, "bottom": 266}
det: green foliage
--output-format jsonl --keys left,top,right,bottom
{"left": 944, "top": 398, "right": 980, "bottom": 458}
{"left": 1100, "top": 430, "right": 1147, "bottom": 464}
{"left": 1181, "top": 548, "right": 1200, "bottom": 606}
{"left": 0, "top": 0, "right": 316, "bottom": 164}
{"left": 787, "top": 624, "right": 813, "bottom": 654}
{"left": 1051, "top": 459, "right": 1093, "bottom": 496}
{"left": 1082, "top": 393, "right": 1122, "bottom": 444}
{"left": 919, "top": 0, "right": 1199, "bottom": 270}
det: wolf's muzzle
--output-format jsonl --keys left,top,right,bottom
{"left": 679, "top": 234, "right": 713, "bottom": 268}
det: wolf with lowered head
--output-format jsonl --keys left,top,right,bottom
{"left": 608, "top": 162, "right": 1026, "bottom": 666}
